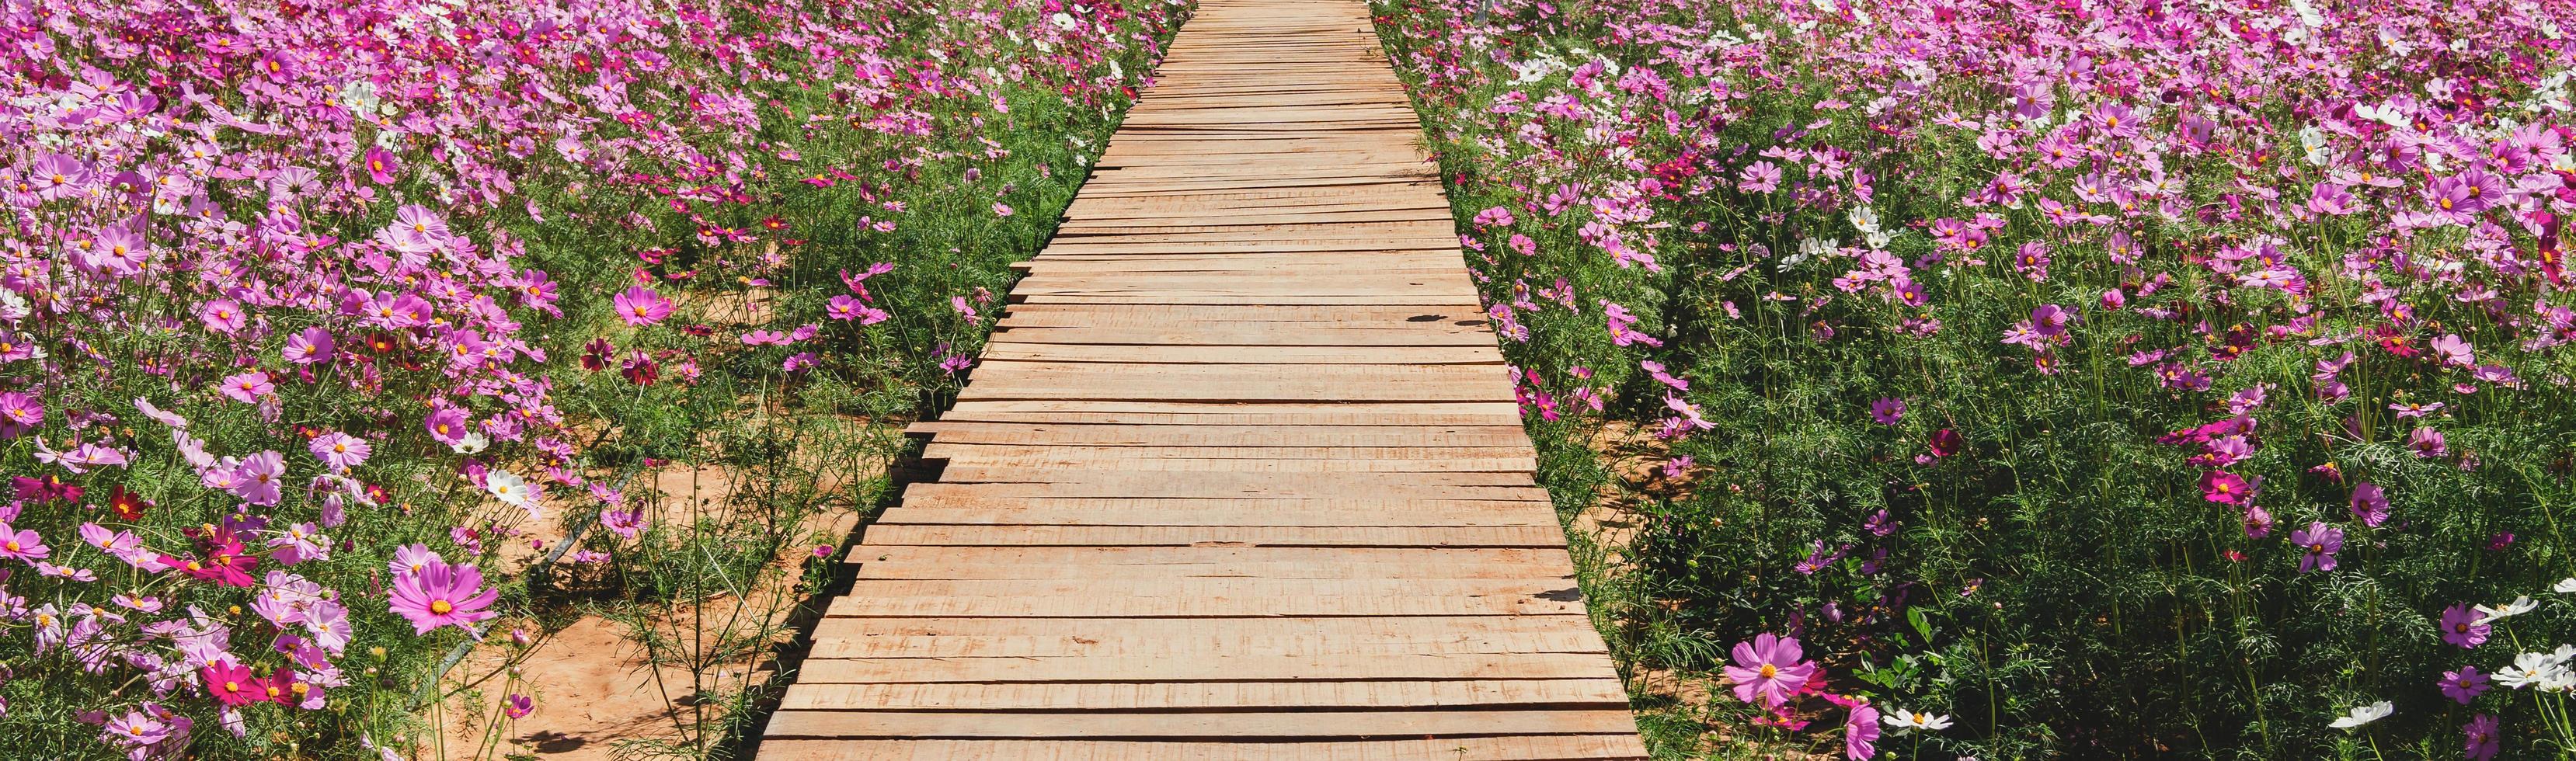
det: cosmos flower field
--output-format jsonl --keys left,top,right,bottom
{"left": 1377, "top": 0, "right": 2576, "bottom": 757}
{"left": 0, "top": 0, "right": 1179, "bottom": 757}
{"left": 8, "top": 0, "right": 2576, "bottom": 758}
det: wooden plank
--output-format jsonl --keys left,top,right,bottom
{"left": 899, "top": 469, "right": 1544, "bottom": 493}
{"left": 778, "top": 679, "right": 1631, "bottom": 711}
{"left": 854, "top": 523, "right": 1569, "bottom": 547}
{"left": 802, "top": 614, "right": 1595, "bottom": 639}
{"left": 758, "top": 736, "right": 1650, "bottom": 761}
{"left": 793, "top": 652, "right": 1620, "bottom": 683}
{"left": 843, "top": 546, "right": 1575, "bottom": 576}
{"left": 903, "top": 422, "right": 1530, "bottom": 446}
{"left": 875, "top": 505, "right": 1554, "bottom": 526}
{"left": 976, "top": 343, "right": 1504, "bottom": 364}
{"left": 762, "top": 709, "right": 1641, "bottom": 740}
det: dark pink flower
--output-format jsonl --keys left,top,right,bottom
{"left": 1723, "top": 633, "right": 1818, "bottom": 707}
{"left": 388, "top": 556, "right": 500, "bottom": 634}
{"left": 2440, "top": 666, "right": 2490, "bottom": 704}
{"left": 2440, "top": 604, "right": 2491, "bottom": 648}
{"left": 364, "top": 145, "right": 402, "bottom": 184}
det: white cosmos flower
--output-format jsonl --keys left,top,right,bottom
{"left": 1847, "top": 206, "right": 1882, "bottom": 235}
{"left": 2327, "top": 701, "right": 2393, "bottom": 729}
{"left": 1882, "top": 708, "right": 1954, "bottom": 732}
{"left": 2494, "top": 653, "right": 2570, "bottom": 690}
{"left": 2475, "top": 596, "right": 2538, "bottom": 624}
{"left": 450, "top": 431, "right": 489, "bottom": 455}
{"left": 2553, "top": 578, "right": 2576, "bottom": 594}
{"left": 485, "top": 470, "right": 541, "bottom": 518}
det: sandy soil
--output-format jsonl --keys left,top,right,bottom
{"left": 429, "top": 453, "right": 867, "bottom": 760}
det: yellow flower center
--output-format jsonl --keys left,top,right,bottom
{"left": 430, "top": 599, "right": 454, "bottom": 615}
{"left": 1759, "top": 664, "right": 1778, "bottom": 679}
{"left": 225, "top": 681, "right": 240, "bottom": 693}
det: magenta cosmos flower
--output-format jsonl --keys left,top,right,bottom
{"left": 613, "top": 286, "right": 674, "bottom": 326}
{"left": 1723, "top": 632, "right": 1818, "bottom": 707}
{"left": 388, "top": 557, "right": 500, "bottom": 634}
{"left": 2200, "top": 471, "right": 2251, "bottom": 505}
{"left": 202, "top": 661, "right": 261, "bottom": 707}
{"left": 2464, "top": 714, "right": 2500, "bottom": 761}
{"left": 363, "top": 145, "right": 402, "bottom": 185}
{"left": 2440, "top": 604, "right": 2491, "bottom": 649}
{"left": 2440, "top": 666, "right": 2490, "bottom": 704}
{"left": 2289, "top": 521, "right": 2342, "bottom": 573}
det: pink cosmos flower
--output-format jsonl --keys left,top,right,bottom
{"left": 218, "top": 371, "right": 275, "bottom": 403}
{"left": 388, "top": 556, "right": 500, "bottom": 634}
{"left": 364, "top": 145, "right": 402, "bottom": 184}
{"left": 424, "top": 408, "right": 471, "bottom": 446}
{"left": 231, "top": 450, "right": 286, "bottom": 506}
{"left": 0, "top": 391, "right": 40, "bottom": 438}
{"left": 364, "top": 292, "right": 434, "bottom": 329}
{"left": 1722, "top": 632, "right": 1818, "bottom": 707}
{"left": 389, "top": 543, "right": 442, "bottom": 576}
{"left": 614, "top": 286, "right": 673, "bottom": 326}
{"left": 87, "top": 224, "right": 150, "bottom": 276}
{"left": 99, "top": 709, "right": 171, "bottom": 748}
{"left": 504, "top": 694, "right": 534, "bottom": 719}
{"left": 824, "top": 294, "right": 888, "bottom": 324}
{"left": 2348, "top": 483, "right": 2389, "bottom": 527}
{"left": 1869, "top": 398, "right": 1904, "bottom": 425}
{"left": 198, "top": 299, "right": 248, "bottom": 335}
{"left": 309, "top": 432, "right": 371, "bottom": 471}
{"left": 1844, "top": 703, "right": 1881, "bottom": 759}
{"left": 2289, "top": 521, "right": 2341, "bottom": 573}
{"left": 2409, "top": 426, "right": 2448, "bottom": 458}
{"left": 0, "top": 522, "right": 50, "bottom": 562}
{"left": 600, "top": 509, "right": 646, "bottom": 540}
{"left": 283, "top": 327, "right": 336, "bottom": 365}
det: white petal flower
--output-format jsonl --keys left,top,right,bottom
{"left": 2327, "top": 701, "right": 2392, "bottom": 729}
{"left": 2494, "top": 653, "right": 2568, "bottom": 690}
{"left": 2553, "top": 578, "right": 2576, "bottom": 594}
{"left": 1882, "top": 708, "right": 1954, "bottom": 733}
{"left": 485, "top": 470, "right": 541, "bottom": 519}
{"left": 2474, "top": 596, "right": 2537, "bottom": 624}
{"left": 451, "top": 431, "right": 489, "bottom": 455}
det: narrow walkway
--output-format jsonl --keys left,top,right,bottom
{"left": 761, "top": 0, "right": 1648, "bottom": 757}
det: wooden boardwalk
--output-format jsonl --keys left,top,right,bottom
{"left": 759, "top": 0, "right": 1648, "bottom": 757}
